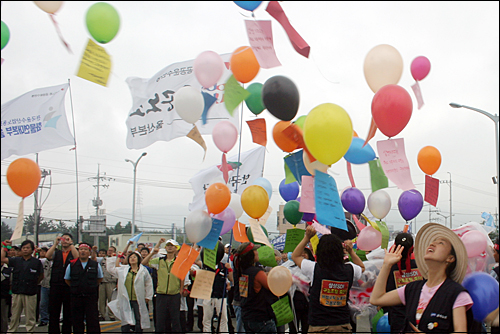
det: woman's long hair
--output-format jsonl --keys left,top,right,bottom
{"left": 445, "top": 245, "right": 457, "bottom": 278}
{"left": 316, "top": 234, "right": 344, "bottom": 271}
{"left": 235, "top": 242, "right": 256, "bottom": 275}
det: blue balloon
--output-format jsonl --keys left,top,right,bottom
{"left": 279, "top": 179, "right": 299, "bottom": 202}
{"left": 234, "top": 1, "right": 262, "bottom": 11}
{"left": 344, "top": 137, "right": 376, "bottom": 164}
{"left": 376, "top": 313, "right": 391, "bottom": 333}
{"left": 462, "top": 272, "right": 499, "bottom": 321}
{"left": 252, "top": 177, "right": 273, "bottom": 200}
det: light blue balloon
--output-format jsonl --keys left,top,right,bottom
{"left": 252, "top": 177, "right": 273, "bottom": 200}
{"left": 376, "top": 313, "right": 390, "bottom": 333}
{"left": 234, "top": 1, "right": 262, "bottom": 11}
{"left": 344, "top": 137, "right": 376, "bottom": 164}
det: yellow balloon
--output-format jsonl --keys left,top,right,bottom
{"left": 267, "top": 266, "right": 292, "bottom": 296}
{"left": 303, "top": 103, "right": 353, "bottom": 166}
{"left": 241, "top": 185, "right": 269, "bottom": 219}
{"left": 303, "top": 150, "right": 329, "bottom": 176}
{"left": 363, "top": 44, "right": 403, "bottom": 93}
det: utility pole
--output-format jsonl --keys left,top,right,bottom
{"left": 33, "top": 153, "right": 52, "bottom": 245}
{"left": 88, "top": 164, "right": 114, "bottom": 247}
{"left": 440, "top": 172, "right": 453, "bottom": 229}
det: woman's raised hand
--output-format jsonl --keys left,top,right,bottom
{"left": 383, "top": 244, "right": 404, "bottom": 267}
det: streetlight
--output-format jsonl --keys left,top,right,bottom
{"left": 125, "top": 152, "right": 147, "bottom": 240}
{"left": 436, "top": 212, "right": 450, "bottom": 226}
{"left": 450, "top": 103, "right": 499, "bottom": 226}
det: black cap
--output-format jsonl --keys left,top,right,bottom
{"left": 331, "top": 220, "right": 357, "bottom": 241}
{"left": 395, "top": 232, "right": 413, "bottom": 259}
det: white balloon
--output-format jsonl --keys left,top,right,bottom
{"left": 367, "top": 189, "right": 392, "bottom": 220}
{"left": 228, "top": 193, "right": 244, "bottom": 219}
{"left": 185, "top": 210, "right": 212, "bottom": 243}
{"left": 173, "top": 86, "right": 204, "bottom": 124}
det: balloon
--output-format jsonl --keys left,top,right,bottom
{"left": 357, "top": 226, "right": 382, "bottom": 251}
{"left": 343, "top": 137, "right": 376, "bottom": 164}
{"left": 194, "top": 51, "right": 224, "bottom": 89}
{"left": 267, "top": 266, "right": 292, "bottom": 296}
{"left": 174, "top": 86, "right": 204, "bottom": 124}
{"left": 247, "top": 225, "right": 268, "bottom": 244}
{"left": 6, "top": 158, "right": 41, "bottom": 198}
{"left": 462, "top": 272, "right": 499, "bottom": 321}
{"left": 262, "top": 76, "right": 299, "bottom": 121}
{"left": 367, "top": 190, "right": 392, "bottom": 220}
{"left": 34, "top": 1, "right": 63, "bottom": 14}
{"left": 234, "top": 1, "right": 262, "bottom": 11}
{"left": 245, "top": 83, "right": 265, "bottom": 115}
{"left": 303, "top": 103, "right": 353, "bottom": 166}
{"left": 230, "top": 46, "right": 260, "bottom": 83}
{"left": 302, "top": 212, "right": 315, "bottom": 222}
{"left": 241, "top": 185, "right": 269, "bottom": 219}
{"left": 294, "top": 115, "right": 307, "bottom": 130}
{"left": 279, "top": 179, "right": 300, "bottom": 202}
{"left": 1, "top": 21, "right": 10, "bottom": 50}
{"left": 252, "top": 177, "right": 273, "bottom": 200}
{"left": 417, "top": 146, "right": 441, "bottom": 175}
{"left": 205, "top": 183, "right": 231, "bottom": 214}
{"left": 376, "top": 314, "right": 391, "bottom": 333}
{"left": 228, "top": 193, "right": 244, "bottom": 219}
{"left": 371, "top": 85, "right": 413, "bottom": 138}
{"left": 341, "top": 187, "right": 366, "bottom": 215}
{"left": 363, "top": 44, "right": 403, "bottom": 93}
{"left": 85, "top": 2, "right": 120, "bottom": 44}
{"left": 185, "top": 210, "right": 212, "bottom": 243}
{"left": 201, "top": 241, "right": 225, "bottom": 265}
{"left": 212, "top": 120, "right": 238, "bottom": 153}
{"left": 461, "top": 230, "right": 488, "bottom": 258}
{"left": 283, "top": 200, "right": 303, "bottom": 225}
{"left": 303, "top": 150, "right": 329, "bottom": 176}
{"left": 397, "top": 190, "right": 423, "bottom": 221}
{"left": 411, "top": 56, "right": 431, "bottom": 81}
{"left": 272, "top": 121, "right": 299, "bottom": 152}
{"left": 214, "top": 207, "right": 236, "bottom": 236}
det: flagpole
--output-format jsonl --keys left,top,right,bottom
{"left": 68, "top": 79, "right": 81, "bottom": 242}
{"left": 234, "top": 85, "right": 245, "bottom": 194}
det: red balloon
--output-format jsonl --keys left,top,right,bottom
{"left": 371, "top": 85, "right": 413, "bottom": 138}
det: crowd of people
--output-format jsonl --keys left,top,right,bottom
{"left": 1, "top": 223, "right": 499, "bottom": 334}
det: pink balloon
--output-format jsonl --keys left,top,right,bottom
{"left": 410, "top": 56, "right": 431, "bottom": 81}
{"left": 461, "top": 230, "right": 487, "bottom": 258}
{"left": 212, "top": 120, "right": 238, "bottom": 153}
{"left": 213, "top": 206, "right": 236, "bottom": 236}
{"left": 357, "top": 226, "right": 382, "bottom": 251}
{"left": 194, "top": 51, "right": 225, "bottom": 89}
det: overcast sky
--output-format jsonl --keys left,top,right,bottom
{"left": 1, "top": 1, "right": 499, "bottom": 237}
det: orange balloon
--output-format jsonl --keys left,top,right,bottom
{"left": 230, "top": 46, "right": 260, "bottom": 83}
{"left": 273, "top": 121, "right": 299, "bottom": 152}
{"left": 6, "top": 158, "right": 41, "bottom": 198}
{"left": 353, "top": 130, "right": 359, "bottom": 137}
{"left": 205, "top": 182, "right": 231, "bottom": 214}
{"left": 417, "top": 146, "right": 441, "bottom": 175}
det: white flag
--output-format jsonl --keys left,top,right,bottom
{"left": 125, "top": 54, "right": 239, "bottom": 149}
{"left": 1, "top": 83, "right": 74, "bottom": 160}
{"left": 189, "top": 146, "right": 266, "bottom": 211}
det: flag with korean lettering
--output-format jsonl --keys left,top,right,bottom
{"left": 125, "top": 54, "right": 239, "bottom": 149}
{"left": 189, "top": 146, "right": 265, "bottom": 211}
{"left": 1, "top": 83, "right": 74, "bottom": 160}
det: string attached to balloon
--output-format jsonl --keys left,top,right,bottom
{"left": 49, "top": 14, "right": 72, "bottom": 53}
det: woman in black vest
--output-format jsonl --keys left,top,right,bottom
{"left": 291, "top": 225, "right": 364, "bottom": 333}
{"left": 371, "top": 223, "right": 475, "bottom": 333}
{"left": 235, "top": 242, "right": 278, "bottom": 334}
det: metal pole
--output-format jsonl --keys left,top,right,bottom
{"left": 448, "top": 172, "right": 452, "bottom": 229}
{"left": 132, "top": 163, "right": 137, "bottom": 239}
{"left": 34, "top": 154, "right": 39, "bottom": 246}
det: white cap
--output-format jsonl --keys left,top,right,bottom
{"left": 165, "top": 239, "right": 179, "bottom": 246}
{"left": 225, "top": 244, "right": 231, "bottom": 248}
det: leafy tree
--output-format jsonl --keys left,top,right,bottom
{"left": 1, "top": 221, "right": 13, "bottom": 240}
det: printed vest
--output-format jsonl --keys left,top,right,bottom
{"left": 240, "top": 266, "right": 277, "bottom": 322}
{"left": 69, "top": 259, "right": 99, "bottom": 296}
{"left": 50, "top": 249, "right": 74, "bottom": 286}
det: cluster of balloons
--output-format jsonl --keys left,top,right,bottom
{"left": 278, "top": 179, "right": 317, "bottom": 225}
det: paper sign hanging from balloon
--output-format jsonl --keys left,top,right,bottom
{"left": 314, "top": 171, "right": 347, "bottom": 231}
{"left": 284, "top": 150, "right": 311, "bottom": 186}
{"left": 246, "top": 118, "right": 267, "bottom": 146}
{"left": 376, "top": 220, "right": 390, "bottom": 250}
{"left": 77, "top": 39, "right": 111, "bottom": 87}
{"left": 11, "top": 200, "right": 25, "bottom": 241}
{"left": 258, "top": 206, "right": 273, "bottom": 226}
{"left": 377, "top": 138, "right": 415, "bottom": 191}
{"left": 197, "top": 218, "right": 224, "bottom": 249}
{"left": 245, "top": 20, "right": 281, "bottom": 69}
{"left": 171, "top": 244, "right": 200, "bottom": 281}
{"left": 271, "top": 295, "right": 295, "bottom": 327}
{"left": 249, "top": 218, "right": 272, "bottom": 247}
{"left": 368, "top": 159, "right": 388, "bottom": 192}
{"left": 411, "top": 82, "right": 424, "bottom": 110}
{"left": 190, "top": 269, "right": 216, "bottom": 300}
{"left": 424, "top": 175, "right": 439, "bottom": 206}
{"left": 311, "top": 221, "right": 331, "bottom": 236}
{"left": 299, "top": 176, "right": 315, "bottom": 213}
{"left": 310, "top": 234, "right": 319, "bottom": 254}
{"left": 224, "top": 75, "right": 250, "bottom": 116}
{"left": 187, "top": 125, "right": 207, "bottom": 160}
{"left": 284, "top": 163, "right": 297, "bottom": 184}
{"left": 283, "top": 228, "right": 305, "bottom": 252}
{"left": 203, "top": 244, "right": 217, "bottom": 270}
{"left": 201, "top": 91, "right": 217, "bottom": 125}
{"left": 233, "top": 220, "right": 250, "bottom": 243}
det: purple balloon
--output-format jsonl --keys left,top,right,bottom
{"left": 398, "top": 189, "right": 423, "bottom": 221}
{"left": 302, "top": 212, "right": 315, "bottom": 222}
{"left": 213, "top": 207, "right": 236, "bottom": 235}
{"left": 341, "top": 187, "right": 366, "bottom": 214}
{"left": 279, "top": 179, "right": 299, "bottom": 202}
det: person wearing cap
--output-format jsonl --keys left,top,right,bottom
{"left": 235, "top": 241, "right": 278, "bottom": 333}
{"left": 108, "top": 241, "right": 154, "bottom": 333}
{"left": 142, "top": 237, "right": 189, "bottom": 334}
{"left": 370, "top": 223, "right": 479, "bottom": 333}
{"left": 383, "top": 232, "right": 423, "bottom": 333}
{"left": 291, "top": 226, "right": 364, "bottom": 333}
{"left": 64, "top": 243, "right": 103, "bottom": 334}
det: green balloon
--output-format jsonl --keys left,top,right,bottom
{"left": 86, "top": 2, "right": 120, "bottom": 44}
{"left": 246, "top": 225, "right": 269, "bottom": 244}
{"left": 1, "top": 21, "right": 10, "bottom": 50}
{"left": 284, "top": 200, "right": 303, "bottom": 225}
{"left": 294, "top": 115, "right": 307, "bottom": 130}
{"left": 245, "top": 82, "right": 265, "bottom": 115}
